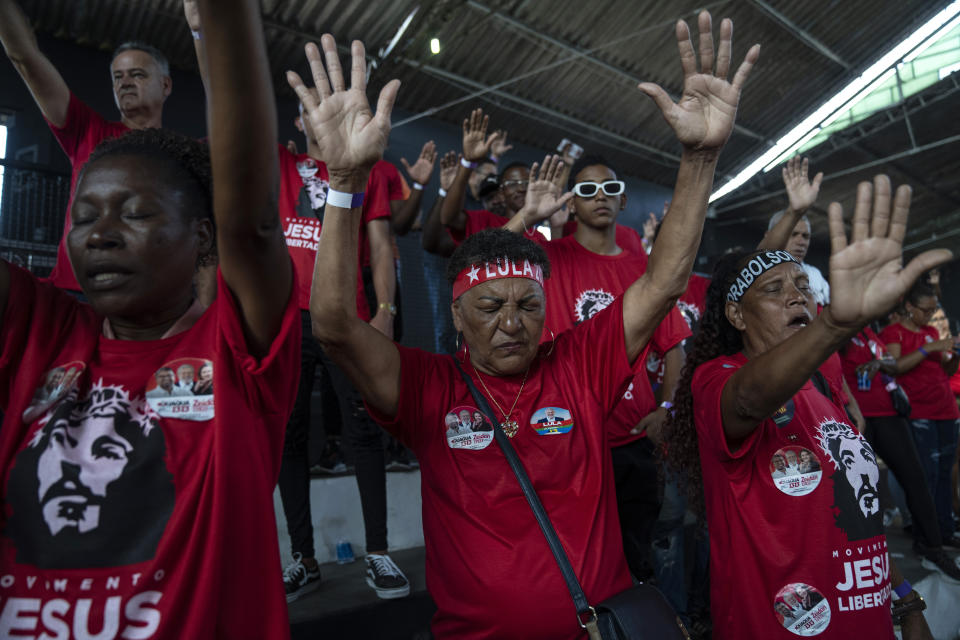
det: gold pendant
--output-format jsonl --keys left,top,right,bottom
{"left": 501, "top": 420, "right": 519, "bottom": 438}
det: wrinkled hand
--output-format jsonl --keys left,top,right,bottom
{"left": 439, "top": 151, "right": 459, "bottom": 191}
{"left": 490, "top": 130, "right": 513, "bottom": 159}
{"left": 826, "top": 175, "right": 952, "bottom": 330}
{"left": 783, "top": 156, "right": 823, "bottom": 213}
{"left": 926, "top": 337, "right": 956, "bottom": 353}
{"left": 638, "top": 11, "right": 760, "bottom": 153}
{"left": 287, "top": 36, "right": 400, "bottom": 179}
{"left": 462, "top": 108, "right": 498, "bottom": 162}
{"left": 401, "top": 140, "right": 437, "bottom": 185}
{"left": 183, "top": 0, "right": 201, "bottom": 31}
{"left": 519, "top": 155, "right": 573, "bottom": 226}
{"left": 631, "top": 407, "right": 669, "bottom": 444}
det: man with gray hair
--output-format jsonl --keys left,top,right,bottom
{"left": 0, "top": 0, "right": 173, "bottom": 293}
{"left": 759, "top": 156, "right": 829, "bottom": 305}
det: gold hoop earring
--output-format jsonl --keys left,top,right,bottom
{"left": 543, "top": 327, "right": 556, "bottom": 358}
{"left": 455, "top": 332, "right": 463, "bottom": 352}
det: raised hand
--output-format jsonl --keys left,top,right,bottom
{"left": 439, "top": 151, "right": 458, "bottom": 191}
{"left": 520, "top": 154, "right": 573, "bottom": 225}
{"left": 783, "top": 156, "right": 823, "bottom": 213}
{"left": 183, "top": 0, "right": 201, "bottom": 31}
{"left": 462, "top": 108, "right": 499, "bottom": 162}
{"left": 643, "top": 212, "right": 659, "bottom": 242}
{"left": 400, "top": 140, "right": 438, "bottom": 185}
{"left": 826, "top": 175, "right": 952, "bottom": 330}
{"left": 287, "top": 36, "right": 400, "bottom": 181}
{"left": 490, "top": 130, "right": 513, "bottom": 159}
{"left": 638, "top": 11, "right": 760, "bottom": 153}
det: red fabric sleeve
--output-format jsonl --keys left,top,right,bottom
{"left": 652, "top": 306, "right": 692, "bottom": 354}
{"left": 693, "top": 356, "right": 763, "bottom": 462}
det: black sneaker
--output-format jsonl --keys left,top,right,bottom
{"left": 283, "top": 553, "right": 322, "bottom": 602}
{"left": 365, "top": 554, "right": 411, "bottom": 599}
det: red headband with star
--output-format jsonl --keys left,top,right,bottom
{"left": 452, "top": 258, "right": 545, "bottom": 299}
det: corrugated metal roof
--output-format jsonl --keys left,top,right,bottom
{"left": 16, "top": 0, "right": 960, "bottom": 248}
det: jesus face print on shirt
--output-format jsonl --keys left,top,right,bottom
{"left": 6, "top": 380, "right": 176, "bottom": 569}
{"left": 815, "top": 419, "right": 883, "bottom": 541}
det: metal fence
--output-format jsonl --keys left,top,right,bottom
{"left": 0, "top": 158, "right": 69, "bottom": 277}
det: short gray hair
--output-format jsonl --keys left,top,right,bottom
{"left": 768, "top": 210, "right": 810, "bottom": 231}
{"left": 111, "top": 41, "right": 170, "bottom": 77}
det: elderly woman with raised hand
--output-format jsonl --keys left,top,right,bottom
{"left": 664, "top": 177, "right": 946, "bottom": 639}
{"left": 293, "top": 11, "right": 756, "bottom": 638}
{"left": 0, "top": 0, "right": 300, "bottom": 637}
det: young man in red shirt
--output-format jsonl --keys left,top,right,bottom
{"left": 0, "top": 0, "right": 174, "bottom": 293}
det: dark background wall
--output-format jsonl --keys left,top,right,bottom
{"left": 5, "top": 34, "right": 955, "bottom": 346}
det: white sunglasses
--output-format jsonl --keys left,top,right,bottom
{"left": 572, "top": 180, "right": 625, "bottom": 197}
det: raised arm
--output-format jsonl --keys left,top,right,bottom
{"left": 502, "top": 154, "right": 572, "bottom": 233}
{"left": 289, "top": 36, "right": 402, "bottom": 416}
{"left": 0, "top": 0, "right": 70, "bottom": 126}
{"left": 183, "top": 0, "right": 208, "bottom": 94}
{"left": 719, "top": 177, "right": 952, "bottom": 443}
{"left": 622, "top": 11, "right": 760, "bottom": 362}
{"left": 422, "top": 150, "right": 459, "bottom": 256}
{"left": 198, "top": 0, "right": 290, "bottom": 357}
{"left": 392, "top": 140, "right": 437, "bottom": 235}
{"left": 758, "top": 156, "right": 823, "bottom": 251}
{"left": 439, "top": 109, "right": 497, "bottom": 231}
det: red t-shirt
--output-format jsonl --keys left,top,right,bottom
{"left": 678, "top": 273, "right": 710, "bottom": 330}
{"left": 694, "top": 352, "right": 893, "bottom": 640}
{"left": 559, "top": 222, "right": 644, "bottom": 255}
{"left": 0, "top": 264, "right": 300, "bottom": 639}
{"left": 276, "top": 144, "right": 373, "bottom": 320}
{"left": 879, "top": 323, "right": 960, "bottom": 420}
{"left": 368, "top": 298, "right": 635, "bottom": 639}
{"left": 357, "top": 161, "right": 396, "bottom": 269}
{"left": 950, "top": 371, "right": 960, "bottom": 398}
{"left": 540, "top": 235, "right": 690, "bottom": 447}
{"left": 818, "top": 352, "right": 850, "bottom": 408}
{"left": 44, "top": 94, "right": 130, "bottom": 291}
{"left": 839, "top": 328, "right": 896, "bottom": 417}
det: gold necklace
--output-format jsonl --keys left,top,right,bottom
{"left": 472, "top": 364, "right": 529, "bottom": 438}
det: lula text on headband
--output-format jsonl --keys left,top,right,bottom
{"left": 453, "top": 258, "right": 545, "bottom": 300}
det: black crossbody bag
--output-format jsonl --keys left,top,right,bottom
{"left": 453, "top": 358, "right": 689, "bottom": 640}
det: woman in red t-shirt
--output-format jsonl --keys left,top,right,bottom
{"left": 839, "top": 328, "right": 960, "bottom": 577}
{"left": 663, "top": 176, "right": 942, "bottom": 639}
{"left": 879, "top": 280, "right": 960, "bottom": 546}
{"left": 294, "top": 14, "right": 758, "bottom": 638}
{"left": 0, "top": 2, "right": 300, "bottom": 637}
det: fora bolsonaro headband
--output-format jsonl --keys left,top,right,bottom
{"left": 726, "top": 251, "right": 801, "bottom": 302}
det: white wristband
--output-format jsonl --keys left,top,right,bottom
{"left": 412, "top": 182, "right": 424, "bottom": 191}
{"left": 327, "top": 189, "right": 365, "bottom": 209}
{"left": 438, "top": 188, "right": 448, "bottom": 197}
{"left": 191, "top": 29, "right": 202, "bottom": 40}
{"left": 460, "top": 157, "right": 478, "bottom": 169}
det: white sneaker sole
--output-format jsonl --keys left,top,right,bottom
{"left": 365, "top": 576, "right": 411, "bottom": 599}
{"left": 286, "top": 576, "right": 323, "bottom": 603}
{"left": 920, "top": 557, "right": 960, "bottom": 584}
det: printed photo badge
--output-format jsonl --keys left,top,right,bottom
{"left": 444, "top": 405, "right": 494, "bottom": 450}
{"left": 773, "top": 583, "right": 830, "bottom": 636}
{"left": 145, "top": 357, "right": 215, "bottom": 421}
{"left": 23, "top": 361, "right": 86, "bottom": 424}
{"left": 769, "top": 446, "right": 822, "bottom": 497}
{"left": 530, "top": 407, "right": 574, "bottom": 436}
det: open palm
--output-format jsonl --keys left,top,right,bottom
{"left": 827, "top": 176, "right": 951, "bottom": 328}
{"left": 639, "top": 12, "right": 760, "bottom": 152}
{"left": 287, "top": 36, "right": 399, "bottom": 174}
{"left": 524, "top": 155, "right": 573, "bottom": 224}
{"left": 783, "top": 156, "right": 822, "bottom": 212}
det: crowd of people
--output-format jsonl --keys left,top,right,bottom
{"left": 0, "top": 0, "right": 958, "bottom": 638}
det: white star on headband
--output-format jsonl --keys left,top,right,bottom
{"left": 467, "top": 265, "right": 480, "bottom": 283}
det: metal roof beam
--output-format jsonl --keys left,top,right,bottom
{"left": 408, "top": 60, "right": 684, "bottom": 166}
{"left": 465, "top": 0, "right": 769, "bottom": 143}
{"left": 748, "top": 0, "right": 851, "bottom": 69}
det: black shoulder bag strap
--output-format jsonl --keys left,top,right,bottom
{"left": 452, "top": 357, "right": 601, "bottom": 636}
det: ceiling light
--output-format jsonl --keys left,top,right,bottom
{"left": 430, "top": 38, "right": 441, "bottom": 55}
{"left": 710, "top": 0, "right": 960, "bottom": 203}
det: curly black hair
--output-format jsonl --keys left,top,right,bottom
{"left": 663, "top": 250, "right": 761, "bottom": 514}
{"left": 446, "top": 228, "right": 551, "bottom": 288}
{"left": 82, "top": 128, "right": 213, "bottom": 224}
{"left": 568, "top": 154, "right": 617, "bottom": 189}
